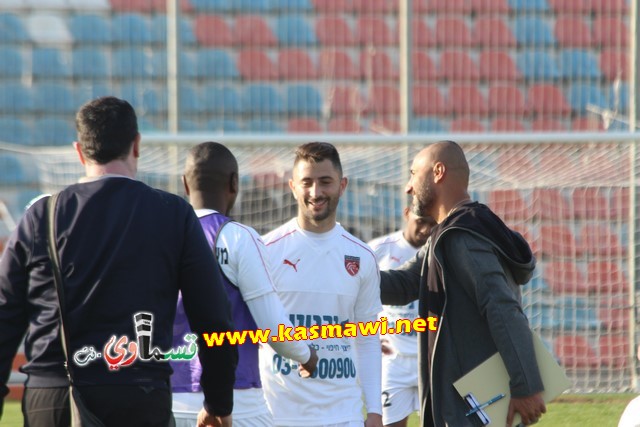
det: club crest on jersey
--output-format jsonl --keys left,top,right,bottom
{"left": 344, "top": 255, "right": 360, "bottom": 276}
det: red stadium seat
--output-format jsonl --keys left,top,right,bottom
{"left": 554, "top": 17, "right": 592, "bottom": 48}
{"left": 598, "top": 297, "right": 630, "bottom": 331}
{"left": 600, "top": 50, "right": 629, "bottom": 81}
{"left": 591, "top": 0, "right": 629, "bottom": 14}
{"left": 447, "top": 84, "right": 488, "bottom": 115}
{"left": 148, "top": 0, "right": 192, "bottom": 12}
{"left": 370, "top": 118, "right": 401, "bottom": 134}
{"left": 356, "top": 17, "right": 395, "bottom": 46}
{"left": 413, "top": 85, "right": 448, "bottom": 115}
{"left": 288, "top": 118, "right": 321, "bottom": 133}
{"left": 490, "top": 118, "right": 525, "bottom": 132}
{"left": 474, "top": 18, "right": 516, "bottom": 47}
{"left": 487, "top": 189, "right": 529, "bottom": 221}
{"left": 438, "top": 50, "right": 479, "bottom": 81}
{"left": 352, "top": 0, "right": 397, "bottom": 13}
{"left": 572, "top": 187, "right": 610, "bottom": 220}
{"left": 412, "top": 51, "right": 437, "bottom": 81}
{"left": 579, "top": 224, "right": 626, "bottom": 258}
{"left": 411, "top": 18, "right": 435, "bottom": 47}
{"left": 611, "top": 187, "right": 630, "bottom": 219}
{"left": 194, "top": 15, "right": 232, "bottom": 46}
{"left": 587, "top": 261, "right": 628, "bottom": 295}
{"left": 367, "top": 84, "right": 400, "bottom": 115}
{"left": 548, "top": 0, "right": 592, "bottom": 14}
{"left": 319, "top": 49, "right": 358, "bottom": 79}
{"left": 470, "top": 0, "right": 510, "bottom": 14}
{"left": 450, "top": 118, "right": 484, "bottom": 132}
{"left": 328, "top": 118, "right": 362, "bottom": 133}
{"left": 316, "top": 17, "right": 355, "bottom": 46}
{"left": 435, "top": 17, "right": 473, "bottom": 47}
{"left": 599, "top": 336, "right": 630, "bottom": 368}
{"left": 543, "top": 261, "right": 588, "bottom": 293}
{"left": 479, "top": 51, "right": 521, "bottom": 81}
{"left": 593, "top": 17, "right": 629, "bottom": 47}
{"left": 532, "top": 188, "right": 571, "bottom": 220}
{"left": 531, "top": 118, "right": 565, "bottom": 131}
{"left": 311, "top": 0, "right": 353, "bottom": 12}
{"left": 487, "top": 84, "right": 526, "bottom": 115}
{"left": 539, "top": 224, "right": 579, "bottom": 259}
{"left": 424, "top": 0, "right": 472, "bottom": 13}
{"left": 278, "top": 49, "right": 317, "bottom": 80}
{"left": 572, "top": 116, "right": 605, "bottom": 131}
{"left": 554, "top": 335, "right": 599, "bottom": 368}
{"left": 234, "top": 15, "right": 277, "bottom": 47}
{"left": 359, "top": 50, "right": 398, "bottom": 81}
{"left": 496, "top": 151, "right": 536, "bottom": 182}
{"left": 237, "top": 49, "right": 278, "bottom": 80}
{"left": 327, "top": 86, "right": 364, "bottom": 115}
{"left": 526, "top": 84, "right": 572, "bottom": 116}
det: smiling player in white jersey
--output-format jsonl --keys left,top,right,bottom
{"left": 368, "top": 208, "right": 436, "bottom": 427}
{"left": 261, "top": 142, "right": 383, "bottom": 427}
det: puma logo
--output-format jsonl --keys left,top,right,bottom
{"left": 283, "top": 258, "right": 301, "bottom": 272}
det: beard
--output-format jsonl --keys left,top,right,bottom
{"left": 411, "top": 180, "right": 435, "bottom": 217}
{"left": 303, "top": 195, "right": 338, "bottom": 222}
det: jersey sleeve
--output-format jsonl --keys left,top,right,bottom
{"left": 354, "top": 249, "right": 382, "bottom": 322}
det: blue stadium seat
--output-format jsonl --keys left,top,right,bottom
{"left": 517, "top": 51, "right": 561, "bottom": 80}
{"left": 412, "top": 118, "right": 446, "bottom": 133}
{"left": 189, "top": 0, "right": 232, "bottom": 11}
{"left": 201, "top": 85, "right": 242, "bottom": 114}
{"left": 150, "top": 51, "right": 197, "bottom": 79}
{"left": 245, "top": 118, "right": 283, "bottom": 133}
{"left": 272, "top": 0, "right": 313, "bottom": 11}
{"left": 609, "top": 82, "right": 629, "bottom": 113}
{"left": 0, "top": 83, "right": 32, "bottom": 113}
{"left": 69, "top": 14, "right": 111, "bottom": 44}
{"left": 72, "top": 48, "right": 109, "bottom": 79}
{"left": 119, "top": 83, "right": 168, "bottom": 115}
{"left": 508, "top": 0, "right": 549, "bottom": 12}
{"left": 568, "top": 83, "right": 608, "bottom": 113}
{"left": 179, "top": 83, "right": 201, "bottom": 114}
{"left": 555, "top": 297, "right": 601, "bottom": 331}
{"left": 74, "top": 82, "right": 112, "bottom": 107}
{"left": 0, "top": 13, "right": 29, "bottom": 43}
{"left": 196, "top": 49, "right": 239, "bottom": 79}
{"left": 112, "top": 48, "right": 154, "bottom": 78}
{"left": 32, "top": 47, "right": 71, "bottom": 79}
{"left": 243, "top": 84, "right": 283, "bottom": 114}
{"left": 33, "top": 117, "right": 76, "bottom": 146}
{"left": 285, "top": 85, "right": 322, "bottom": 115}
{"left": 0, "top": 47, "right": 23, "bottom": 78}
{"left": 0, "top": 153, "right": 25, "bottom": 184}
{"left": 111, "top": 13, "right": 152, "bottom": 45}
{"left": 179, "top": 119, "right": 201, "bottom": 131}
{"left": 150, "top": 15, "right": 196, "bottom": 46}
{"left": 234, "top": 0, "right": 274, "bottom": 12}
{"left": 0, "top": 117, "right": 31, "bottom": 145}
{"left": 513, "top": 17, "right": 556, "bottom": 47}
{"left": 205, "top": 119, "right": 241, "bottom": 132}
{"left": 275, "top": 15, "right": 317, "bottom": 46}
{"left": 523, "top": 302, "right": 559, "bottom": 330}
{"left": 558, "top": 49, "right": 601, "bottom": 80}
{"left": 32, "top": 83, "right": 75, "bottom": 114}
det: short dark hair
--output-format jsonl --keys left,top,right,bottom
{"left": 75, "top": 96, "right": 139, "bottom": 164}
{"left": 293, "top": 142, "right": 343, "bottom": 176}
{"left": 184, "top": 141, "right": 238, "bottom": 193}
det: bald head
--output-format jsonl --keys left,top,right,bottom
{"left": 420, "top": 140, "right": 469, "bottom": 188}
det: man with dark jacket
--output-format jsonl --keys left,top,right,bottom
{"left": 380, "top": 141, "right": 545, "bottom": 427}
{"left": 0, "top": 96, "right": 237, "bottom": 426}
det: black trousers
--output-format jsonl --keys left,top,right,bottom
{"left": 23, "top": 385, "right": 174, "bottom": 427}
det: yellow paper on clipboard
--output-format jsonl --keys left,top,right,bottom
{"left": 453, "top": 333, "right": 571, "bottom": 425}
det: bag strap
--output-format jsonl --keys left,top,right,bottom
{"left": 46, "top": 192, "right": 75, "bottom": 384}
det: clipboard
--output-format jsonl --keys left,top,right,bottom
{"left": 453, "top": 333, "right": 571, "bottom": 425}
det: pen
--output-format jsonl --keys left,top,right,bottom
{"left": 465, "top": 393, "right": 506, "bottom": 417}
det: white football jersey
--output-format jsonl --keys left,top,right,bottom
{"left": 369, "top": 230, "right": 421, "bottom": 356}
{"left": 261, "top": 218, "right": 382, "bottom": 426}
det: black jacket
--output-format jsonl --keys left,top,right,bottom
{"left": 0, "top": 177, "right": 237, "bottom": 416}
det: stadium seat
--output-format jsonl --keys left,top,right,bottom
{"left": 593, "top": 17, "right": 629, "bottom": 47}
{"left": 473, "top": 18, "right": 516, "bottom": 48}
{"left": 599, "top": 336, "right": 630, "bottom": 368}
{"left": 311, "top": 0, "right": 352, "bottom": 12}
{"left": 0, "top": 12, "right": 28, "bottom": 43}
{"left": 196, "top": 49, "right": 238, "bottom": 79}
{"left": 543, "top": 261, "right": 588, "bottom": 294}
{"left": 109, "top": 0, "right": 152, "bottom": 13}
{"left": 579, "top": 224, "right": 626, "bottom": 258}
{"left": 275, "top": 15, "right": 316, "bottom": 46}
{"left": 194, "top": 15, "right": 233, "bottom": 46}
{"left": 490, "top": 118, "right": 525, "bottom": 132}
{"left": 74, "top": 82, "right": 112, "bottom": 107}
{"left": 233, "top": 0, "right": 273, "bottom": 12}
{"left": 69, "top": 14, "right": 111, "bottom": 44}
{"left": 72, "top": 48, "right": 109, "bottom": 79}
{"left": 355, "top": 17, "right": 394, "bottom": 46}
{"left": 526, "top": 84, "right": 571, "bottom": 115}
{"left": 539, "top": 223, "right": 578, "bottom": 259}
{"left": 411, "top": 51, "right": 437, "bottom": 81}
{"left": 0, "top": 47, "right": 22, "bottom": 78}
{"left": 487, "top": 189, "right": 529, "bottom": 221}
{"left": 411, "top": 18, "right": 435, "bottom": 48}
{"left": 496, "top": 151, "right": 536, "bottom": 182}
{"left": 33, "top": 117, "right": 76, "bottom": 146}
{"left": 176, "top": 84, "right": 199, "bottom": 115}
{"left": 32, "top": 82, "right": 75, "bottom": 114}
{"left": 523, "top": 301, "right": 558, "bottom": 330}
{"left": 205, "top": 119, "right": 241, "bottom": 133}
{"left": 572, "top": 116, "right": 605, "bottom": 131}
{"left": 278, "top": 49, "right": 316, "bottom": 80}
{"left": 571, "top": 187, "right": 610, "bottom": 220}
{"left": 554, "top": 17, "right": 592, "bottom": 48}
{"left": 350, "top": 0, "right": 395, "bottom": 12}
{"left": 532, "top": 188, "right": 571, "bottom": 220}
{"left": 423, "top": 0, "right": 471, "bottom": 12}
{"left": 447, "top": 84, "right": 488, "bottom": 116}
{"left": 201, "top": 85, "right": 242, "bottom": 114}
{"left": 288, "top": 118, "right": 321, "bottom": 132}
{"left": 487, "top": 84, "right": 526, "bottom": 115}
{"left": 413, "top": 85, "right": 447, "bottom": 116}
{"left": 508, "top": 0, "right": 549, "bottom": 12}
{"left": 315, "top": 16, "right": 355, "bottom": 46}
{"left": 470, "top": 0, "right": 510, "bottom": 13}
{"left": 119, "top": 82, "right": 168, "bottom": 115}
{"left": 367, "top": 85, "right": 400, "bottom": 115}
{"left": 26, "top": 14, "right": 72, "bottom": 45}
{"left": 245, "top": 118, "right": 283, "bottom": 133}
{"left": 189, "top": 0, "right": 233, "bottom": 11}
{"left": 112, "top": 47, "right": 154, "bottom": 79}
{"left": 31, "top": 47, "right": 71, "bottom": 79}
{"left": 531, "top": 119, "right": 565, "bottom": 131}
{"left": 559, "top": 50, "right": 601, "bottom": 80}
{"left": 111, "top": 13, "right": 152, "bottom": 45}
{"left": 598, "top": 298, "right": 629, "bottom": 332}
{"left": 234, "top": 15, "right": 277, "bottom": 47}
{"left": 178, "top": 119, "right": 201, "bottom": 131}
{"left": 591, "top": 0, "right": 629, "bottom": 14}
{"left": 68, "top": 0, "right": 110, "bottom": 10}
{"left": 412, "top": 118, "right": 446, "bottom": 133}
{"left": 547, "top": 0, "right": 591, "bottom": 14}
{"left": 369, "top": 118, "right": 400, "bottom": 134}
{"left": 568, "top": 83, "right": 608, "bottom": 113}
{"left": 450, "top": 118, "right": 484, "bottom": 132}
{"left": 243, "top": 84, "right": 283, "bottom": 114}
{"left": 273, "top": 0, "right": 314, "bottom": 12}
{"left": 513, "top": 17, "right": 555, "bottom": 47}
{"left": 608, "top": 82, "right": 629, "bottom": 113}
{"left": 587, "top": 261, "right": 628, "bottom": 295}
{"left": 435, "top": 17, "right": 473, "bottom": 47}
{"left": 328, "top": 118, "right": 362, "bottom": 133}
{"left": 319, "top": 49, "right": 358, "bottom": 80}
{"left": 600, "top": 50, "right": 629, "bottom": 81}
{"left": 553, "top": 335, "right": 599, "bottom": 368}
{"left": 327, "top": 86, "right": 364, "bottom": 115}
{"left": 285, "top": 84, "right": 322, "bottom": 115}
{"left": 0, "top": 117, "right": 31, "bottom": 145}
{"left": 437, "top": 50, "right": 479, "bottom": 81}
{"left": 479, "top": 51, "right": 521, "bottom": 81}
{"left": 517, "top": 51, "right": 561, "bottom": 81}
{"left": 237, "top": 49, "right": 278, "bottom": 80}
{"left": 150, "top": 15, "right": 196, "bottom": 46}
{"left": 359, "top": 50, "right": 398, "bottom": 81}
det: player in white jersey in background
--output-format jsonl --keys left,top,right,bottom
{"left": 261, "top": 142, "right": 383, "bottom": 427}
{"left": 368, "top": 207, "right": 436, "bottom": 427}
{"left": 171, "top": 142, "right": 318, "bottom": 427}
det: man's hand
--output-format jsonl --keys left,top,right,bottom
{"left": 196, "top": 408, "right": 232, "bottom": 427}
{"left": 299, "top": 346, "right": 318, "bottom": 378}
{"left": 364, "top": 413, "right": 383, "bottom": 427}
{"left": 507, "top": 392, "right": 546, "bottom": 426}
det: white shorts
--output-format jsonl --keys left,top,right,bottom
{"left": 381, "top": 353, "right": 419, "bottom": 425}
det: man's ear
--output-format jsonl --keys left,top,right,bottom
{"left": 182, "top": 175, "right": 190, "bottom": 196}
{"left": 132, "top": 133, "right": 141, "bottom": 158}
{"left": 289, "top": 178, "right": 297, "bottom": 200}
{"left": 73, "top": 141, "right": 86, "bottom": 166}
{"left": 433, "top": 162, "right": 446, "bottom": 183}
